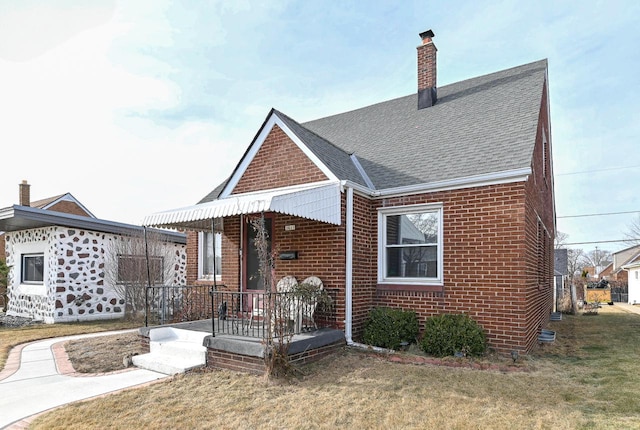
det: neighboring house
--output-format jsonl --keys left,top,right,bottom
{"left": 0, "top": 181, "right": 187, "bottom": 323}
{"left": 143, "top": 30, "right": 555, "bottom": 354}
{"left": 605, "top": 244, "right": 640, "bottom": 283}
{"left": 623, "top": 259, "right": 640, "bottom": 304}
{"left": 554, "top": 248, "right": 569, "bottom": 309}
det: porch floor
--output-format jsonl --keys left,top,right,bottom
{"left": 138, "top": 319, "right": 345, "bottom": 360}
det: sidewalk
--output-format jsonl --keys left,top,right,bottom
{"left": 612, "top": 302, "right": 640, "bottom": 315}
{"left": 0, "top": 330, "right": 169, "bottom": 429}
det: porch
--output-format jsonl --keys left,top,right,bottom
{"left": 135, "top": 285, "right": 345, "bottom": 375}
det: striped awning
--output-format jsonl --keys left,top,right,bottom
{"left": 142, "top": 182, "right": 342, "bottom": 231}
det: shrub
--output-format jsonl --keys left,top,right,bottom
{"left": 420, "top": 313, "right": 487, "bottom": 357}
{"left": 363, "top": 307, "right": 419, "bottom": 350}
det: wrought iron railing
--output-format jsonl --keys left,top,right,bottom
{"left": 208, "top": 288, "right": 337, "bottom": 338}
{"left": 145, "top": 285, "right": 337, "bottom": 339}
{"left": 145, "top": 285, "right": 213, "bottom": 326}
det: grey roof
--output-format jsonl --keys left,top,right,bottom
{"left": 200, "top": 58, "right": 547, "bottom": 201}
{"left": 0, "top": 205, "right": 186, "bottom": 244}
{"left": 275, "top": 110, "right": 370, "bottom": 187}
{"left": 198, "top": 180, "right": 227, "bottom": 204}
{"left": 303, "top": 59, "right": 547, "bottom": 189}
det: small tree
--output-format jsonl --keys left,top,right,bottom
{"left": 104, "top": 229, "right": 179, "bottom": 320}
{"left": 0, "top": 259, "right": 8, "bottom": 288}
{"left": 0, "top": 259, "right": 9, "bottom": 312}
{"left": 624, "top": 214, "right": 640, "bottom": 246}
{"left": 250, "top": 216, "right": 298, "bottom": 378}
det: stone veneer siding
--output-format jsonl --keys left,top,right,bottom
{"left": 5, "top": 227, "right": 187, "bottom": 323}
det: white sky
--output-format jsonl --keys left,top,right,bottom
{"left": 1, "top": 0, "right": 638, "bottom": 253}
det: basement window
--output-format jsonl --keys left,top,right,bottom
{"left": 378, "top": 204, "right": 443, "bottom": 285}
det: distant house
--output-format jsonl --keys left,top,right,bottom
{"left": 605, "top": 245, "right": 640, "bottom": 284}
{"left": 144, "top": 30, "right": 555, "bottom": 354}
{"left": 554, "top": 248, "right": 569, "bottom": 309}
{"left": 623, "top": 259, "right": 640, "bottom": 305}
{"left": 0, "top": 181, "right": 186, "bottom": 323}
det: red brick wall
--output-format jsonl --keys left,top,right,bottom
{"left": 233, "top": 125, "right": 328, "bottom": 194}
{"left": 185, "top": 91, "right": 554, "bottom": 354}
{"left": 362, "top": 183, "right": 529, "bottom": 353}
{"left": 358, "top": 81, "right": 554, "bottom": 354}
{"left": 46, "top": 201, "right": 92, "bottom": 217}
{"left": 521, "top": 80, "right": 555, "bottom": 351}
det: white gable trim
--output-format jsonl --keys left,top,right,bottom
{"left": 221, "top": 112, "right": 339, "bottom": 198}
{"left": 40, "top": 193, "right": 96, "bottom": 218}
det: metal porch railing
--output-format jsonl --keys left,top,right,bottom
{"left": 145, "top": 285, "right": 337, "bottom": 339}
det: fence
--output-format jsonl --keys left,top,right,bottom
{"left": 611, "top": 284, "right": 628, "bottom": 303}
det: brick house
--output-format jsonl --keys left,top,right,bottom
{"left": 599, "top": 245, "right": 640, "bottom": 284}
{"left": 0, "top": 181, "right": 187, "bottom": 323}
{"left": 144, "top": 30, "right": 555, "bottom": 354}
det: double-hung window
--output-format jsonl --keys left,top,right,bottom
{"left": 199, "top": 232, "right": 222, "bottom": 281}
{"left": 378, "top": 204, "right": 443, "bottom": 285}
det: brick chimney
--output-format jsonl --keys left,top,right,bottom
{"left": 417, "top": 29, "right": 437, "bottom": 109}
{"left": 19, "top": 180, "right": 30, "bottom": 206}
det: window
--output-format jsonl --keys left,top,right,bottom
{"left": 378, "top": 204, "right": 443, "bottom": 284}
{"left": 199, "top": 232, "right": 222, "bottom": 280}
{"left": 21, "top": 253, "right": 44, "bottom": 284}
{"left": 117, "top": 255, "right": 164, "bottom": 285}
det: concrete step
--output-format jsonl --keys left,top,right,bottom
{"left": 132, "top": 352, "right": 205, "bottom": 375}
{"left": 133, "top": 327, "right": 209, "bottom": 375}
{"left": 150, "top": 340, "right": 207, "bottom": 362}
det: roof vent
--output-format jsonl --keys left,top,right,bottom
{"left": 417, "top": 29, "right": 437, "bottom": 109}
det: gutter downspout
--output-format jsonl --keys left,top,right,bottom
{"left": 343, "top": 183, "right": 393, "bottom": 354}
{"left": 345, "top": 185, "right": 353, "bottom": 344}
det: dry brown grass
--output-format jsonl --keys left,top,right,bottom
{"left": 0, "top": 318, "right": 142, "bottom": 369}
{"left": 65, "top": 332, "right": 146, "bottom": 373}
{"left": 25, "top": 305, "right": 640, "bottom": 430}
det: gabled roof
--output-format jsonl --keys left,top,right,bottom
{"left": 202, "top": 58, "right": 547, "bottom": 206}
{"left": 29, "top": 192, "right": 96, "bottom": 218}
{"left": 302, "top": 59, "right": 547, "bottom": 190}
{"left": 201, "top": 59, "right": 547, "bottom": 206}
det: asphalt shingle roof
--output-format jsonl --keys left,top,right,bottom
{"left": 302, "top": 59, "right": 547, "bottom": 189}
{"left": 200, "top": 58, "right": 547, "bottom": 201}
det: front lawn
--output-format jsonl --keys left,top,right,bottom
{"left": 27, "top": 305, "right": 640, "bottom": 429}
{"left": 0, "top": 318, "right": 142, "bottom": 370}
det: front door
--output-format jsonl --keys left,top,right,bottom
{"left": 245, "top": 216, "right": 273, "bottom": 291}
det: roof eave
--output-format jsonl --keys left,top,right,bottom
{"left": 0, "top": 205, "right": 186, "bottom": 244}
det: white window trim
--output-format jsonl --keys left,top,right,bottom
{"left": 14, "top": 241, "right": 48, "bottom": 296}
{"left": 198, "top": 231, "right": 222, "bottom": 281}
{"left": 377, "top": 203, "right": 444, "bottom": 286}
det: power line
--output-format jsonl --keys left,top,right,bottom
{"left": 555, "top": 165, "right": 640, "bottom": 176}
{"left": 563, "top": 239, "right": 640, "bottom": 246}
{"left": 558, "top": 210, "right": 640, "bottom": 219}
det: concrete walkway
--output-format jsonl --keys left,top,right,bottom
{"left": 612, "top": 302, "right": 640, "bottom": 315}
{"left": 0, "top": 330, "right": 169, "bottom": 429}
